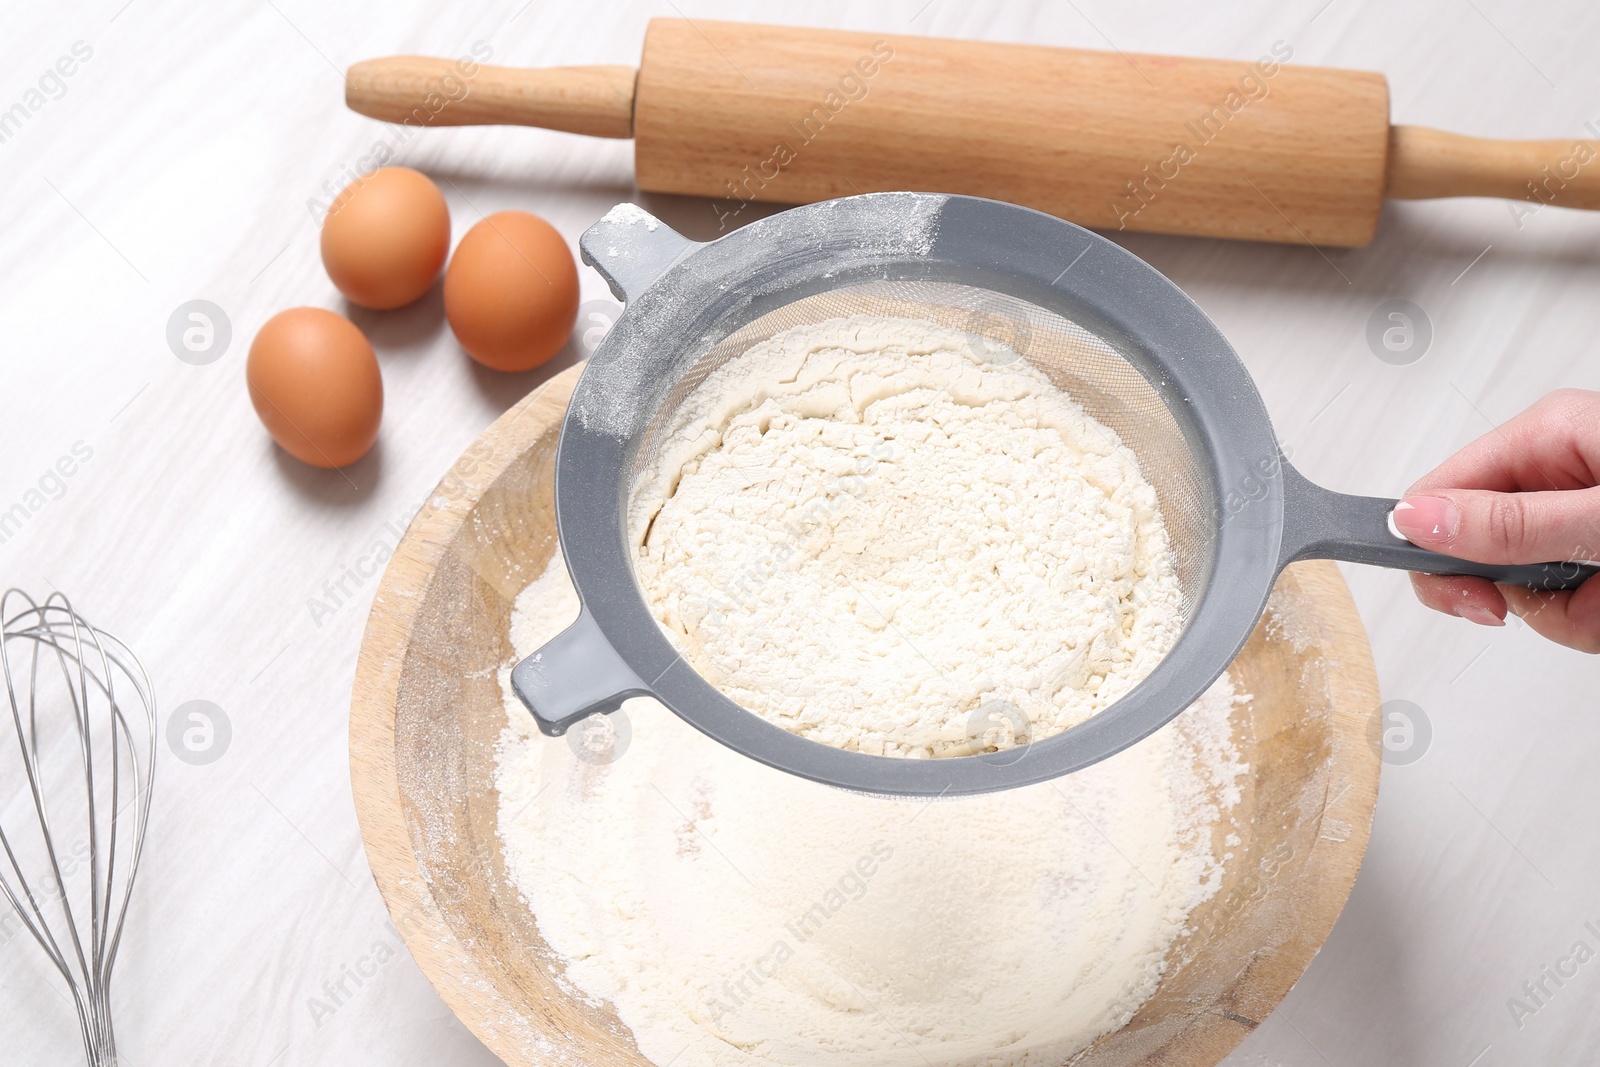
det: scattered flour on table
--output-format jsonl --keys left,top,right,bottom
{"left": 629, "top": 315, "right": 1183, "bottom": 757}
{"left": 495, "top": 548, "right": 1249, "bottom": 1067}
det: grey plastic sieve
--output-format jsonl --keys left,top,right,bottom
{"left": 509, "top": 193, "right": 1597, "bottom": 798}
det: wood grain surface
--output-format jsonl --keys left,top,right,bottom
{"left": 632, "top": 19, "right": 1391, "bottom": 246}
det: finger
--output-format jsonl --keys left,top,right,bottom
{"left": 1392, "top": 486, "right": 1600, "bottom": 565}
{"left": 1502, "top": 579, "right": 1600, "bottom": 653}
{"left": 1410, "top": 572, "right": 1507, "bottom": 625}
{"left": 1409, "top": 389, "right": 1600, "bottom": 495}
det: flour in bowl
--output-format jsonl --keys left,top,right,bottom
{"left": 495, "top": 548, "right": 1248, "bottom": 1067}
{"left": 629, "top": 316, "right": 1183, "bottom": 756}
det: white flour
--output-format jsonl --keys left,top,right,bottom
{"left": 630, "top": 316, "right": 1183, "bottom": 756}
{"left": 495, "top": 549, "right": 1249, "bottom": 1067}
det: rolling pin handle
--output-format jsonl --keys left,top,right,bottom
{"left": 344, "top": 58, "right": 636, "bottom": 137}
{"left": 1387, "top": 125, "right": 1600, "bottom": 210}
{"left": 579, "top": 207, "right": 701, "bottom": 303}
{"left": 511, "top": 607, "right": 652, "bottom": 737}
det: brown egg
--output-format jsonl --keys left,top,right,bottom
{"left": 321, "top": 167, "right": 450, "bottom": 309}
{"left": 247, "top": 308, "right": 382, "bottom": 469}
{"left": 444, "top": 211, "right": 579, "bottom": 372}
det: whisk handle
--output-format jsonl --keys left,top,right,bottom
{"left": 1278, "top": 463, "right": 1599, "bottom": 591}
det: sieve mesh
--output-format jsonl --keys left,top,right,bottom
{"left": 626, "top": 279, "right": 1216, "bottom": 624}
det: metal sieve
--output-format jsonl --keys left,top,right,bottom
{"left": 511, "top": 193, "right": 1594, "bottom": 797}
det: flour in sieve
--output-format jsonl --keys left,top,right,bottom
{"left": 495, "top": 548, "right": 1249, "bottom": 1067}
{"left": 629, "top": 315, "right": 1183, "bottom": 757}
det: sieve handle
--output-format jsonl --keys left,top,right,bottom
{"left": 1279, "top": 463, "right": 1599, "bottom": 590}
{"left": 578, "top": 206, "right": 701, "bottom": 303}
{"left": 510, "top": 608, "right": 653, "bottom": 735}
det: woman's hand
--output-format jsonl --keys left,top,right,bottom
{"left": 1391, "top": 388, "right": 1600, "bottom": 652}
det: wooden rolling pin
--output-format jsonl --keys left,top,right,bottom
{"left": 346, "top": 19, "right": 1600, "bottom": 246}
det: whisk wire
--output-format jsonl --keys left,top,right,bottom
{"left": 0, "top": 600, "right": 81, "bottom": 983}
{"left": 0, "top": 588, "right": 155, "bottom": 1067}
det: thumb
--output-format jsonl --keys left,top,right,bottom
{"left": 1392, "top": 487, "right": 1600, "bottom": 565}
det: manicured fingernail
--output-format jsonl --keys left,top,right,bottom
{"left": 1392, "top": 496, "right": 1460, "bottom": 545}
{"left": 1457, "top": 604, "right": 1506, "bottom": 627}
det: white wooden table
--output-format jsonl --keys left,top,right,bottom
{"left": 3, "top": 1, "right": 1598, "bottom": 1064}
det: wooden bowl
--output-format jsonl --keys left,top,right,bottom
{"left": 351, "top": 367, "right": 1383, "bottom": 1067}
